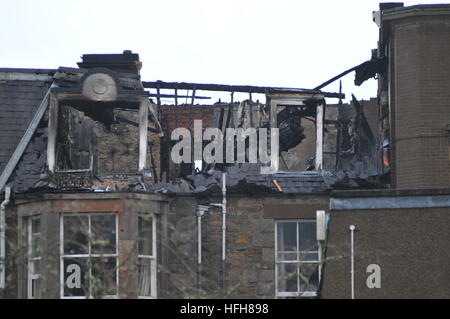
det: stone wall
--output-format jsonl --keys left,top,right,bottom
{"left": 165, "top": 194, "right": 330, "bottom": 299}
{"left": 56, "top": 106, "right": 161, "bottom": 183}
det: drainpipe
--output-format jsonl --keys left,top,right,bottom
{"left": 221, "top": 173, "right": 227, "bottom": 297}
{"left": 349, "top": 224, "right": 356, "bottom": 299}
{"left": 210, "top": 173, "right": 227, "bottom": 297}
{"left": 196, "top": 205, "right": 209, "bottom": 291}
{"left": 0, "top": 185, "right": 11, "bottom": 293}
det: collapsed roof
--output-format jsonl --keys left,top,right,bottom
{"left": 0, "top": 51, "right": 386, "bottom": 196}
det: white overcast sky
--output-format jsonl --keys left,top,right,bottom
{"left": 1, "top": 0, "right": 449, "bottom": 103}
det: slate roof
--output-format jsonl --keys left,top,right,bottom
{"left": 149, "top": 164, "right": 330, "bottom": 195}
{"left": 226, "top": 164, "right": 329, "bottom": 194}
{"left": 252, "top": 171, "right": 329, "bottom": 194}
{"left": 149, "top": 162, "right": 386, "bottom": 196}
{"left": 0, "top": 78, "right": 51, "bottom": 172}
{"left": 0, "top": 72, "right": 53, "bottom": 192}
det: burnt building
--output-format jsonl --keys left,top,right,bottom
{"left": 0, "top": 3, "right": 449, "bottom": 299}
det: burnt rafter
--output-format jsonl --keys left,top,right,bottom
{"left": 143, "top": 80, "right": 344, "bottom": 99}
{"left": 354, "top": 56, "right": 387, "bottom": 86}
{"left": 314, "top": 56, "right": 388, "bottom": 90}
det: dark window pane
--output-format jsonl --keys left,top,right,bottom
{"left": 138, "top": 258, "right": 152, "bottom": 297}
{"left": 32, "top": 260, "right": 40, "bottom": 275}
{"left": 299, "top": 264, "right": 319, "bottom": 293}
{"left": 91, "top": 257, "right": 117, "bottom": 297}
{"left": 138, "top": 215, "right": 153, "bottom": 256}
{"left": 278, "top": 263, "right": 298, "bottom": 293}
{"left": 31, "top": 234, "right": 41, "bottom": 258}
{"left": 91, "top": 215, "right": 116, "bottom": 255}
{"left": 277, "top": 222, "right": 296, "bottom": 251}
{"left": 64, "top": 216, "right": 89, "bottom": 255}
{"left": 63, "top": 258, "right": 88, "bottom": 297}
{"left": 32, "top": 218, "right": 40, "bottom": 234}
{"left": 31, "top": 278, "right": 42, "bottom": 298}
{"left": 298, "top": 221, "right": 318, "bottom": 252}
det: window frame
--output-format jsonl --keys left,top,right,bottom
{"left": 137, "top": 213, "right": 157, "bottom": 299}
{"left": 59, "top": 212, "right": 119, "bottom": 299}
{"left": 274, "top": 219, "right": 322, "bottom": 298}
{"left": 27, "top": 215, "right": 42, "bottom": 299}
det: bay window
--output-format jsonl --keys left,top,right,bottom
{"left": 28, "top": 216, "right": 42, "bottom": 299}
{"left": 60, "top": 213, "right": 118, "bottom": 298}
{"left": 137, "top": 213, "right": 157, "bottom": 298}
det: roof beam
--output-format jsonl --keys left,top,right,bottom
{"left": 143, "top": 81, "right": 344, "bottom": 99}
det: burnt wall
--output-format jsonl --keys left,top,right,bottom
{"left": 55, "top": 106, "right": 161, "bottom": 183}
{"left": 159, "top": 103, "right": 270, "bottom": 181}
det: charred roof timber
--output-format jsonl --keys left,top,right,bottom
{"left": 0, "top": 51, "right": 348, "bottom": 194}
{"left": 143, "top": 81, "right": 345, "bottom": 99}
{"left": 314, "top": 55, "right": 388, "bottom": 90}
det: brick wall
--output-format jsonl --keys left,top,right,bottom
{"left": 160, "top": 105, "right": 214, "bottom": 137}
{"left": 390, "top": 16, "right": 450, "bottom": 188}
{"left": 159, "top": 105, "right": 215, "bottom": 181}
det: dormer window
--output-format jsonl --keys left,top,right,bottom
{"left": 45, "top": 53, "right": 163, "bottom": 188}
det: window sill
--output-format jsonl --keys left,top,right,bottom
{"left": 276, "top": 291, "right": 318, "bottom": 298}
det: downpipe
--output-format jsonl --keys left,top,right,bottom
{"left": 210, "top": 173, "right": 227, "bottom": 298}
{"left": 349, "top": 224, "right": 356, "bottom": 299}
{"left": 0, "top": 185, "right": 11, "bottom": 293}
{"left": 221, "top": 173, "right": 227, "bottom": 297}
{"left": 196, "top": 205, "right": 209, "bottom": 292}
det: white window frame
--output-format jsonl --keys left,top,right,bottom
{"left": 275, "top": 219, "right": 322, "bottom": 298}
{"left": 138, "top": 213, "right": 157, "bottom": 299}
{"left": 262, "top": 94, "right": 325, "bottom": 173}
{"left": 60, "top": 212, "right": 119, "bottom": 299}
{"left": 27, "top": 215, "right": 42, "bottom": 299}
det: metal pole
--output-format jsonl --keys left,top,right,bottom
{"left": 222, "top": 173, "right": 227, "bottom": 297}
{"left": 196, "top": 205, "right": 208, "bottom": 291}
{"left": 350, "top": 224, "right": 356, "bottom": 299}
{"left": 197, "top": 212, "right": 202, "bottom": 290}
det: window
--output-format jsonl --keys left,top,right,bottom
{"left": 275, "top": 220, "right": 321, "bottom": 298}
{"left": 137, "top": 213, "right": 157, "bottom": 298}
{"left": 28, "top": 216, "right": 42, "bottom": 299}
{"left": 56, "top": 105, "right": 94, "bottom": 172}
{"left": 60, "top": 213, "right": 118, "bottom": 298}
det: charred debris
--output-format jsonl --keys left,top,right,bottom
{"left": 1, "top": 50, "right": 388, "bottom": 198}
